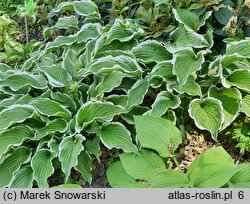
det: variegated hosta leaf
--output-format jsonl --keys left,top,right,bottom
{"left": 51, "top": 92, "right": 77, "bottom": 111}
{"left": 53, "top": 0, "right": 100, "bottom": 17}
{"left": 0, "top": 105, "right": 34, "bottom": 130}
{"left": 172, "top": 9, "right": 212, "bottom": 31}
{"left": 85, "top": 137, "right": 101, "bottom": 161}
{"left": 170, "top": 25, "right": 212, "bottom": 48}
{"left": 225, "top": 40, "right": 250, "bottom": 57}
{"left": 242, "top": 95, "right": 250, "bottom": 117}
{"left": 75, "top": 151, "right": 92, "bottom": 184}
{"left": 44, "top": 16, "right": 78, "bottom": 39}
{"left": 0, "top": 147, "right": 31, "bottom": 187}
{"left": 35, "top": 119, "right": 68, "bottom": 140}
{"left": 77, "top": 23, "right": 101, "bottom": 44}
{"left": 45, "top": 34, "right": 78, "bottom": 51}
{"left": 31, "top": 149, "right": 56, "bottom": 188}
{"left": 148, "top": 91, "right": 181, "bottom": 117}
{"left": 173, "top": 49, "right": 204, "bottom": 87}
{"left": 169, "top": 75, "right": 202, "bottom": 96}
{"left": 10, "top": 166, "right": 33, "bottom": 188}
{"left": 106, "top": 19, "right": 143, "bottom": 44}
{"left": 188, "top": 97, "right": 224, "bottom": 141}
{"left": 126, "top": 77, "right": 149, "bottom": 109}
{"left": 134, "top": 115, "right": 182, "bottom": 157}
{"left": 149, "top": 61, "right": 175, "bottom": 82}
{"left": 0, "top": 72, "right": 47, "bottom": 92}
{"left": 62, "top": 49, "right": 78, "bottom": 79}
{"left": 208, "top": 86, "right": 241, "bottom": 130}
{"left": 222, "top": 70, "right": 250, "bottom": 93}
{"left": 87, "top": 55, "right": 142, "bottom": 77}
{"left": 132, "top": 40, "right": 171, "bottom": 63}
{"left": 30, "top": 98, "right": 71, "bottom": 120}
{"left": 0, "top": 125, "right": 34, "bottom": 158}
{"left": 119, "top": 150, "right": 166, "bottom": 181}
{"left": 76, "top": 101, "right": 126, "bottom": 130}
{"left": 98, "top": 122, "right": 138, "bottom": 153}
{"left": 59, "top": 134, "right": 85, "bottom": 181}
{"left": 39, "top": 65, "right": 72, "bottom": 87}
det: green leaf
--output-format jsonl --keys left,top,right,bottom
{"left": 132, "top": 40, "right": 171, "bottom": 63}
{"left": 85, "top": 137, "right": 101, "bottom": 161}
{"left": 30, "top": 98, "right": 71, "bottom": 120}
{"left": 0, "top": 105, "right": 34, "bottom": 130}
{"left": 98, "top": 122, "right": 138, "bottom": 153}
{"left": 0, "top": 72, "right": 47, "bottom": 91}
{"left": 134, "top": 115, "right": 182, "bottom": 157}
{"left": 173, "top": 49, "right": 204, "bottom": 87}
{"left": 149, "top": 91, "right": 181, "bottom": 117}
{"left": 188, "top": 98, "right": 224, "bottom": 141}
{"left": 40, "top": 65, "right": 72, "bottom": 87}
{"left": 59, "top": 134, "right": 85, "bottom": 181}
{"left": 223, "top": 70, "right": 250, "bottom": 93}
{"left": 35, "top": 119, "right": 68, "bottom": 140}
{"left": 10, "top": 166, "right": 33, "bottom": 188}
{"left": 172, "top": 9, "right": 212, "bottom": 31}
{"left": 31, "top": 149, "right": 56, "bottom": 188}
{"left": 187, "top": 146, "right": 235, "bottom": 175}
{"left": 44, "top": 16, "right": 78, "bottom": 38}
{"left": 52, "top": 184, "right": 82, "bottom": 188}
{"left": 77, "top": 23, "right": 101, "bottom": 44}
{"left": 107, "top": 161, "right": 147, "bottom": 188}
{"left": 150, "top": 170, "right": 189, "bottom": 188}
{"left": 242, "top": 95, "right": 250, "bottom": 117}
{"left": 208, "top": 86, "right": 241, "bottom": 130}
{"left": 229, "top": 164, "right": 250, "bottom": 187}
{"left": 126, "top": 78, "right": 149, "bottom": 109}
{"left": 0, "top": 125, "right": 33, "bottom": 157}
{"left": 45, "top": 34, "right": 77, "bottom": 51}
{"left": 119, "top": 150, "right": 166, "bottom": 181}
{"left": 76, "top": 101, "right": 126, "bottom": 130}
{"left": 25, "top": 0, "right": 34, "bottom": 15}
{"left": 75, "top": 151, "right": 92, "bottom": 184}
{"left": 189, "top": 163, "right": 237, "bottom": 187}
{"left": 0, "top": 147, "right": 31, "bottom": 187}
{"left": 214, "top": 7, "right": 233, "bottom": 25}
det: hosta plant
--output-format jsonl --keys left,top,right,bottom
{"left": 0, "top": 0, "right": 249, "bottom": 188}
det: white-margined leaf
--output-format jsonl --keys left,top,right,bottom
{"left": 0, "top": 147, "right": 31, "bottom": 187}
{"left": 39, "top": 65, "right": 72, "bottom": 87}
{"left": 188, "top": 97, "right": 224, "bottom": 141}
{"left": 44, "top": 16, "right": 78, "bottom": 39}
{"left": 208, "top": 86, "right": 241, "bottom": 130}
{"left": 242, "top": 95, "right": 250, "bottom": 117}
{"left": 119, "top": 150, "right": 166, "bottom": 181}
{"left": 75, "top": 151, "right": 92, "bottom": 184}
{"left": 53, "top": 0, "right": 100, "bottom": 17}
{"left": 126, "top": 77, "right": 149, "bottom": 109}
{"left": 59, "top": 134, "right": 85, "bottom": 181}
{"left": 173, "top": 49, "right": 204, "bottom": 87}
{"left": 77, "top": 23, "right": 101, "bottom": 44}
{"left": 0, "top": 125, "right": 33, "bottom": 158}
{"left": 172, "top": 9, "right": 212, "bottom": 31}
{"left": 168, "top": 75, "right": 202, "bottom": 96}
{"left": 76, "top": 101, "right": 126, "bottom": 130}
{"left": 10, "top": 166, "right": 33, "bottom": 188}
{"left": 132, "top": 40, "right": 171, "bottom": 63}
{"left": 85, "top": 137, "right": 100, "bottom": 161}
{"left": 62, "top": 49, "right": 78, "bottom": 78}
{"left": 0, "top": 105, "right": 34, "bottom": 130}
{"left": 222, "top": 70, "right": 250, "bottom": 93}
{"left": 45, "top": 34, "right": 78, "bottom": 51}
{"left": 134, "top": 115, "right": 182, "bottom": 157}
{"left": 225, "top": 40, "right": 250, "bottom": 57}
{"left": 0, "top": 72, "right": 47, "bottom": 91}
{"left": 30, "top": 98, "right": 71, "bottom": 120}
{"left": 98, "top": 122, "right": 138, "bottom": 153}
{"left": 31, "top": 149, "right": 56, "bottom": 188}
{"left": 149, "top": 91, "right": 181, "bottom": 117}
{"left": 35, "top": 119, "right": 68, "bottom": 140}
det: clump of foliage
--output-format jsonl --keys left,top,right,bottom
{"left": 0, "top": 0, "right": 249, "bottom": 188}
